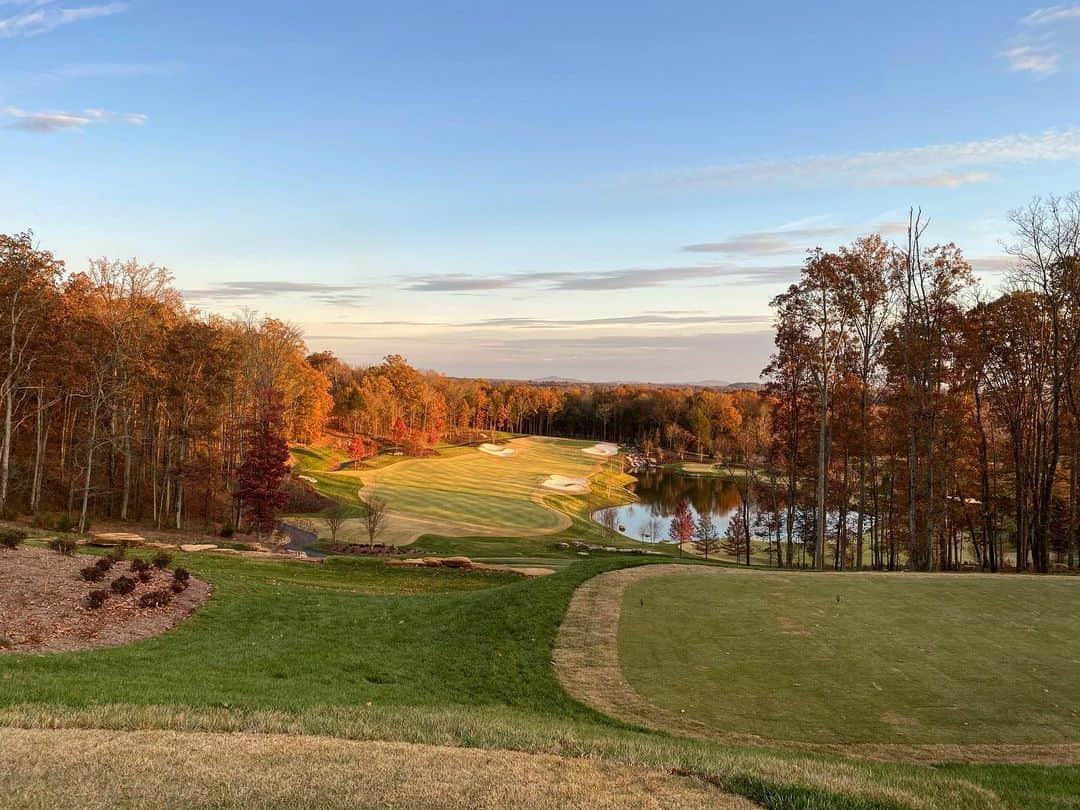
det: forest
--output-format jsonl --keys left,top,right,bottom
{"left": 2, "top": 193, "right": 1078, "bottom": 574}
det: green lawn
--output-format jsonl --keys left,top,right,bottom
{"left": 619, "top": 570, "right": 1080, "bottom": 745}
{"left": 2, "top": 546, "right": 1077, "bottom": 808}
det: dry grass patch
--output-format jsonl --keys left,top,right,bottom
{"left": 0, "top": 728, "right": 756, "bottom": 809}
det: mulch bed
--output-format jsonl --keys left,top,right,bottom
{"left": 0, "top": 546, "right": 211, "bottom": 654}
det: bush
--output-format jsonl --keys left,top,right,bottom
{"left": 130, "top": 558, "right": 150, "bottom": 573}
{"left": 49, "top": 537, "right": 77, "bottom": 556}
{"left": 107, "top": 544, "right": 127, "bottom": 562}
{"left": 219, "top": 524, "right": 236, "bottom": 539}
{"left": 173, "top": 567, "right": 190, "bottom": 584}
{"left": 94, "top": 556, "right": 114, "bottom": 572}
{"left": 110, "top": 575, "right": 136, "bottom": 595}
{"left": 86, "top": 589, "right": 109, "bottom": 609}
{"left": 151, "top": 551, "right": 173, "bottom": 569}
{"left": 136, "top": 569, "right": 153, "bottom": 583}
{"left": 170, "top": 579, "right": 188, "bottom": 594}
{"left": 0, "top": 529, "right": 27, "bottom": 549}
{"left": 55, "top": 514, "right": 76, "bottom": 533}
{"left": 138, "top": 589, "right": 172, "bottom": 609}
{"left": 80, "top": 564, "right": 106, "bottom": 582}
{"left": 0, "top": 633, "right": 12, "bottom": 649}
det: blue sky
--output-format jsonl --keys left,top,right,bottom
{"left": 3, "top": 1, "right": 1080, "bottom": 381}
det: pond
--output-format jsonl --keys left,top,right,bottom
{"left": 593, "top": 467, "right": 746, "bottom": 543}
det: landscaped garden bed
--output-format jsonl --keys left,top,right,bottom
{"left": 0, "top": 545, "right": 210, "bottom": 654}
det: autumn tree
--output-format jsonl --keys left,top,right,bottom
{"left": 693, "top": 511, "right": 720, "bottom": 559}
{"left": 668, "top": 498, "right": 694, "bottom": 556}
{"left": 236, "top": 390, "right": 291, "bottom": 539}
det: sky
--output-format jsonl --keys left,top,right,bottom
{"left": 3, "top": 1, "right": 1080, "bottom": 382}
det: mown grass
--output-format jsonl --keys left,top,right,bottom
{"left": 0, "top": 545, "right": 1072, "bottom": 808}
{"left": 619, "top": 569, "right": 1080, "bottom": 745}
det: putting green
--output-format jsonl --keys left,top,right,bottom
{"left": 615, "top": 568, "right": 1080, "bottom": 748}
{"left": 338, "top": 437, "right": 621, "bottom": 545}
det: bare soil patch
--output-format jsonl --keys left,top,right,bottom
{"left": 0, "top": 546, "right": 210, "bottom": 654}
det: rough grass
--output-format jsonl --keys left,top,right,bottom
{"left": 3, "top": 537, "right": 1076, "bottom": 807}
{"left": 618, "top": 568, "right": 1080, "bottom": 746}
{"left": 0, "top": 728, "right": 755, "bottom": 809}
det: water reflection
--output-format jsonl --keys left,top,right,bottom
{"left": 593, "top": 468, "right": 745, "bottom": 543}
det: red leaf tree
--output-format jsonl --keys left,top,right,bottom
{"left": 668, "top": 498, "right": 694, "bottom": 556}
{"left": 236, "top": 389, "right": 291, "bottom": 539}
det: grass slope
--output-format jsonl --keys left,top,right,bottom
{"left": 619, "top": 569, "right": 1080, "bottom": 746}
{"left": 2, "top": 545, "right": 1075, "bottom": 808}
{"left": 0, "top": 728, "right": 752, "bottom": 810}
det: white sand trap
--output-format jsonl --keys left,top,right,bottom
{"left": 542, "top": 474, "right": 590, "bottom": 494}
{"left": 582, "top": 442, "right": 619, "bottom": 458}
{"left": 478, "top": 443, "right": 517, "bottom": 458}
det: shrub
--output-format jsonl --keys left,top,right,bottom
{"left": 94, "top": 556, "right": 114, "bottom": 572}
{"left": 49, "top": 537, "right": 77, "bottom": 556}
{"left": 80, "top": 564, "right": 106, "bottom": 582}
{"left": 107, "top": 543, "right": 127, "bottom": 562}
{"left": 130, "top": 558, "right": 150, "bottom": 573}
{"left": 0, "top": 633, "right": 11, "bottom": 649}
{"left": 86, "top": 589, "right": 109, "bottom": 609}
{"left": 0, "top": 529, "right": 27, "bottom": 549}
{"left": 138, "top": 589, "right": 172, "bottom": 609}
{"left": 55, "top": 514, "right": 76, "bottom": 533}
{"left": 136, "top": 569, "right": 152, "bottom": 583}
{"left": 219, "top": 523, "right": 236, "bottom": 539}
{"left": 170, "top": 580, "right": 188, "bottom": 594}
{"left": 110, "top": 575, "right": 136, "bottom": 595}
{"left": 173, "top": 567, "right": 190, "bottom": 584}
{"left": 151, "top": 551, "right": 172, "bottom": 569}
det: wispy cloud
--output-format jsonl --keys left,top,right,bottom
{"left": 899, "top": 171, "right": 993, "bottom": 188}
{"left": 1003, "top": 5, "right": 1080, "bottom": 76}
{"left": 402, "top": 263, "right": 799, "bottom": 293}
{"left": 324, "top": 313, "right": 772, "bottom": 331}
{"left": 3, "top": 105, "right": 147, "bottom": 133}
{"left": 608, "top": 128, "right": 1080, "bottom": 192}
{"left": 1002, "top": 44, "right": 1060, "bottom": 75}
{"left": 683, "top": 225, "right": 845, "bottom": 256}
{"left": 1022, "top": 4, "right": 1080, "bottom": 25}
{"left": 183, "top": 281, "right": 368, "bottom": 307}
{"left": 0, "top": 1, "right": 127, "bottom": 39}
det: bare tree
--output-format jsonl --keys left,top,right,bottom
{"left": 322, "top": 503, "right": 349, "bottom": 543}
{"left": 361, "top": 495, "right": 389, "bottom": 550}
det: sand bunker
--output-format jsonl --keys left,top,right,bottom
{"left": 582, "top": 442, "right": 619, "bottom": 458}
{"left": 478, "top": 443, "right": 517, "bottom": 458}
{"left": 542, "top": 474, "right": 590, "bottom": 494}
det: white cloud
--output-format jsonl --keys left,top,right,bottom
{"left": 608, "top": 128, "right": 1080, "bottom": 192}
{"left": 4, "top": 105, "right": 147, "bottom": 132}
{"left": 1004, "top": 5, "right": 1080, "bottom": 76}
{"left": 900, "top": 171, "right": 993, "bottom": 188}
{"left": 1002, "top": 44, "right": 1060, "bottom": 75}
{"left": 1022, "top": 4, "right": 1080, "bottom": 25}
{"left": 0, "top": 1, "right": 126, "bottom": 39}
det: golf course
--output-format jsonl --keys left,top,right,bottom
{"left": 1, "top": 436, "right": 1077, "bottom": 809}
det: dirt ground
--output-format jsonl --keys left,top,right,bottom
{"left": 0, "top": 546, "right": 210, "bottom": 654}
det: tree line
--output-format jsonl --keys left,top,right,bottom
{"left": 765, "top": 194, "right": 1080, "bottom": 573}
{"left": 0, "top": 235, "right": 331, "bottom": 534}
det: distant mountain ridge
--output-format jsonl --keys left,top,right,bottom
{"left": 488, "top": 375, "right": 763, "bottom": 390}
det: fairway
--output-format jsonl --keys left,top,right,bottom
{"left": 339, "top": 437, "right": 621, "bottom": 544}
{"left": 615, "top": 569, "right": 1080, "bottom": 747}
